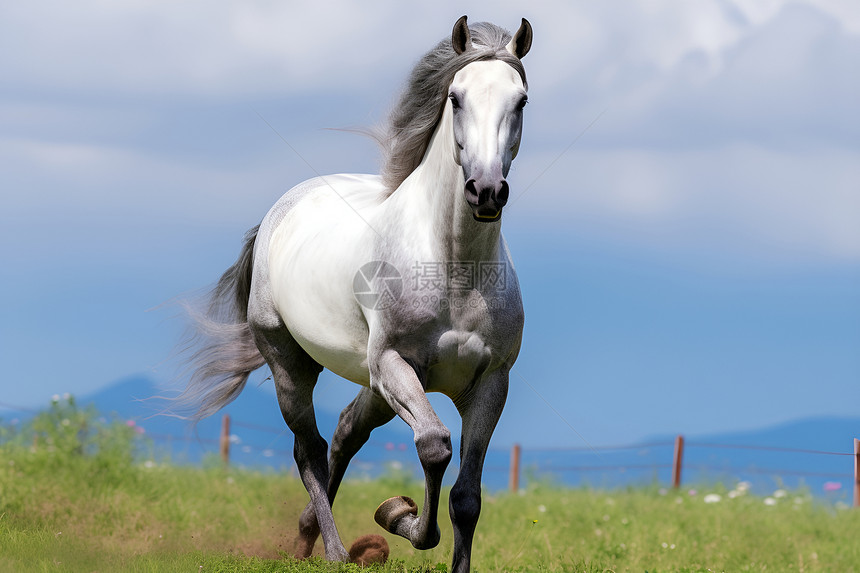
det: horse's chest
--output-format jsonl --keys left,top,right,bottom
{"left": 391, "top": 284, "right": 521, "bottom": 388}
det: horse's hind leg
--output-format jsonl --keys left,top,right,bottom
{"left": 297, "top": 387, "right": 395, "bottom": 555}
{"left": 253, "top": 326, "right": 350, "bottom": 562}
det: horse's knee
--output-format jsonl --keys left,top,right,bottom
{"left": 415, "top": 426, "right": 452, "bottom": 471}
{"left": 449, "top": 482, "right": 481, "bottom": 529}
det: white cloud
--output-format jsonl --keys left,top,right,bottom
{"left": 1, "top": 0, "right": 857, "bottom": 100}
{"left": 530, "top": 2, "right": 860, "bottom": 148}
{"left": 0, "top": 0, "right": 407, "bottom": 98}
{"left": 0, "top": 134, "right": 278, "bottom": 225}
{"left": 512, "top": 144, "right": 860, "bottom": 262}
{"left": 2, "top": 0, "right": 858, "bottom": 267}
{"left": 508, "top": 1, "right": 860, "bottom": 263}
{"left": 0, "top": 0, "right": 531, "bottom": 99}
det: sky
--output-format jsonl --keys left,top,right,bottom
{"left": 1, "top": 0, "right": 858, "bottom": 448}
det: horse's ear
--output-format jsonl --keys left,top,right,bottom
{"left": 452, "top": 15, "right": 471, "bottom": 55}
{"left": 506, "top": 18, "right": 533, "bottom": 59}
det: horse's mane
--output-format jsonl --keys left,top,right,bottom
{"left": 378, "top": 22, "right": 528, "bottom": 193}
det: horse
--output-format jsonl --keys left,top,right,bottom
{"left": 179, "top": 16, "right": 532, "bottom": 573}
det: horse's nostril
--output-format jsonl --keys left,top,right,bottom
{"left": 464, "top": 179, "right": 480, "bottom": 203}
{"left": 496, "top": 181, "right": 509, "bottom": 206}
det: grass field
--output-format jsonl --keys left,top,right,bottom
{"left": 2, "top": 398, "right": 859, "bottom": 572}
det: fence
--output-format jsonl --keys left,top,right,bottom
{"left": 505, "top": 434, "right": 860, "bottom": 506}
{"left": 4, "top": 400, "right": 858, "bottom": 506}
{"left": 207, "top": 415, "right": 860, "bottom": 507}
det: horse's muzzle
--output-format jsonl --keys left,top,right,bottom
{"left": 465, "top": 179, "right": 509, "bottom": 223}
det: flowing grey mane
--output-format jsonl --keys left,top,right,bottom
{"left": 379, "top": 22, "right": 528, "bottom": 192}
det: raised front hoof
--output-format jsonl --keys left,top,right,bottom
{"left": 349, "top": 534, "right": 390, "bottom": 566}
{"left": 374, "top": 495, "right": 418, "bottom": 534}
{"left": 373, "top": 496, "right": 439, "bottom": 550}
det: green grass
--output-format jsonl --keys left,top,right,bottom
{"left": 2, "top": 398, "right": 859, "bottom": 572}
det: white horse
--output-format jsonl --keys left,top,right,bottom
{"left": 181, "top": 16, "right": 532, "bottom": 572}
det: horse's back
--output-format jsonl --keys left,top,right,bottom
{"left": 249, "top": 174, "right": 389, "bottom": 384}
{"left": 259, "top": 174, "right": 389, "bottom": 240}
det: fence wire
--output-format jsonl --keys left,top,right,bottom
{"left": 4, "top": 400, "right": 857, "bottom": 492}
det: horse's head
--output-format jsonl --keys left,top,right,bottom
{"left": 448, "top": 16, "right": 532, "bottom": 223}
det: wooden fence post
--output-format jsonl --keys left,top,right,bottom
{"left": 509, "top": 443, "right": 521, "bottom": 493}
{"left": 854, "top": 438, "right": 859, "bottom": 508}
{"left": 672, "top": 435, "right": 684, "bottom": 489}
{"left": 220, "top": 414, "right": 231, "bottom": 466}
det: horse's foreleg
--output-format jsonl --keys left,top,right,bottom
{"left": 370, "top": 349, "right": 452, "bottom": 550}
{"left": 297, "top": 387, "right": 395, "bottom": 554}
{"left": 449, "top": 369, "right": 509, "bottom": 573}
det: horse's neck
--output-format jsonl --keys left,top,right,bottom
{"left": 387, "top": 108, "right": 501, "bottom": 264}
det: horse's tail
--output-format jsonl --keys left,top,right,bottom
{"left": 176, "top": 225, "right": 266, "bottom": 421}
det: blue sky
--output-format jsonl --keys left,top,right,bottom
{"left": 1, "top": 1, "right": 858, "bottom": 448}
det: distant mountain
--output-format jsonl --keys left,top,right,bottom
{"left": 651, "top": 417, "right": 860, "bottom": 453}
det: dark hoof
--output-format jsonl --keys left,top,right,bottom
{"left": 349, "top": 534, "right": 390, "bottom": 566}
{"left": 374, "top": 495, "right": 418, "bottom": 533}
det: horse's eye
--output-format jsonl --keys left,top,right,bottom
{"left": 448, "top": 93, "right": 461, "bottom": 109}
{"left": 517, "top": 97, "right": 528, "bottom": 111}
